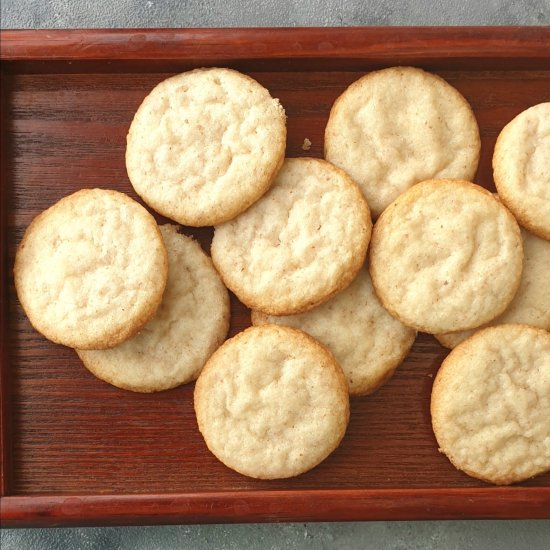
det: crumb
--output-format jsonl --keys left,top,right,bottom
{"left": 302, "top": 138, "right": 312, "bottom": 151}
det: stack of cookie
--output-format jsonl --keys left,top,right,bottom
{"left": 14, "top": 67, "right": 289, "bottom": 395}
{"left": 13, "top": 191, "right": 231, "bottom": 393}
{"left": 323, "top": 70, "right": 549, "bottom": 486}
{"left": 14, "top": 66, "right": 549, "bottom": 484}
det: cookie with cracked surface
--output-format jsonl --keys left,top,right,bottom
{"left": 325, "top": 66, "right": 480, "bottom": 218}
{"left": 14, "top": 189, "right": 167, "bottom": 350}
{"left": 211, "top": 157, "right": 372, "bottom": 316}
{"left": 77, "top": 224, "right": 230, "bottom": 392}
{"left": 493, "top": 102, "right": 550, "bottom": 241}
{"left": 194, "top": 325, "right": 349, "bottom": 479}
{"left": 436, "top": 227, "right": 550, "bottom": 349}
{"left": 252, "top": 267, "right": 416, "bottom": 396}
{"left": 431, "top": 324, "right": 550, "bottom": 485}
{"left": 126, "top": 67, "right": 286, "bottom": 227}
{"left": 369, "top": 179, "right": 523, "bottom": 334}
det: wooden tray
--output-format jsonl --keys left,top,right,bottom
{"left": 1, "top": 28, "right": 550, "bottom": 527}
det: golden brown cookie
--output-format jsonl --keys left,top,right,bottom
{"left": 211, "top": 157, "right": 372, "bottom": 315}
{"left": 493, "top": 102, "right": 550, "bottom": 241}
{"left": 194, "top": 325, "right": 349, "bottom": 479}
{"left": 325, "top": 66, "right": 480, "bottom": 217}
{"left": 14, "top": 189, "right": 167, "bottom": 350}
{"left": 369, "top": 179, "right": 523, "bottom": 334}
{"left": 431, "top": 324, "right": 550, "bottom": 485}
{"left": 126, "top": 68, "right": 286, "bottom": 227}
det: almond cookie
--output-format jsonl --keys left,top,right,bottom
{"left": 369, "top": 179, "right": 523, "bottom": 334}
{"left": 493, "top": 102, "right": 550, "bottom": 241}
{"left": 436, "top": 228, "right": 550, "bottom": 349}
{"left": 77, "top": 225, "right": 230, "bottom": 392}
{"left": 194, "top": 325, "right": 349, "bottom": 479}
{"left": 126, "top": 68, "right": 286, "bottom": 227}
{"left": 431, "top": 324, "right": 550, "bottom": 485}
{"left": 325, "top": 66, "right": 480, "bottom": 217}
{"left": 211, "top": 157, "right": 372, "bottom": 316}
{"left": 252, "top": 267, "right": 416, "bottom": 396}
{"left": 14, "top": 189, "right": 167, "bottom": 350}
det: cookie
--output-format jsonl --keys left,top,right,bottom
{"left": 493, "top": 102, "right": 550, "bottom": 241}
{"left": 77, "top": 225, "right": 230, "bottom": 392}
{"left": 14, "top": 189, "right": 167, "bottom": 350}
{"left": 325, "top": 66, "right": 480, "bottom": 217}
{"left": 252, "top": 267, "right": 416, "bottom": 396}
{"left": 369, "top": 179, "right": 523, "bottom": 334}
{"left": 431, "top": 324, "right": 550, "bottom": 485}
{"left": 126, "top": 68, "right": 286, "bottom": 227}
{"left": 194, "top": 325, "right": 349, "bottom": 479}
{"left": 436, "top": 228, "right": 550, "bottom": 349}
{"left": 211, "top": 157, "right": 372, "bottom": 316}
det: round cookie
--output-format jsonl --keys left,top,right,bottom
{"left": 126, "top": 67, "right": 286, "bottom": 227}
{"left": 369, "top": 179, "right": 523, "bottom": 334}
{"left": 77, "top": 224, "right": 230, "bottom": 392}
{"left": 211, "top": 157, "right": 372, "bottom": 316}
{"left": 436, "top": 228, "right": 550, "bottom": 349}
{"left": 325, "top": 66, "right": 480, "bottom": 218}
{"left": 493, "top": 102, "right": 550, "bottom": 241}
{"left": 194, "top": 325, "right": 349, "bottom": 479}
{"left": 431, "top": 324, "right": 550, "bottom": 485}
{"left": 14, "top": 189, "right": 167, "bottom": 350}
{"left": 252, "top": 267, "right": 416, "bottom": 396}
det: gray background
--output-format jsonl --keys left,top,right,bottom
{"left": 2, "top": 1, "right": 550, "bottom": 548}
{"left": 2, "top": 0, "right": 550, "bottom": 27}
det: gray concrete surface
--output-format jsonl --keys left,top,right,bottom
{"left": 2, "top": 520, "right": 550, "bottom": 549}
{"left": 1, "top": 0, "right": 550, "bottom": 28}
{"left": 2, "top": 1, "right": 550, "bottom": 549}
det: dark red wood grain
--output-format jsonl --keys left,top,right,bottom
{"left": 1, "top": 61, "right": 14, "bottom": 500}
{"left": 2, "top": 27, "right": 550, "bottom": 72}
{"left": 1, "top": 28, "right": 550, "bottom": 526}
{"left": 3, "top": 488, "right": 550, "bottom": 527}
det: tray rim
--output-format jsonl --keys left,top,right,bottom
{"left": 2, "top": 27, "right": 550, "bottom": 71}
{"left": 1, "top": 27, "right": 550, "bottom": 527}
{"left": 3, "top": 488, "right": 550, "bottom": 527}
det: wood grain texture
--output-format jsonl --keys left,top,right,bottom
{"left": 3, "top": 488, "right": 550, "bottom": 527}
{"left": 1, "top": 28, "right": 550, "bottom": 526}
{"left": 2, "top": 28, "right": 550, "bottom": 72}
{"left": 1, "top": 65, "right": 14, "bottom": 499}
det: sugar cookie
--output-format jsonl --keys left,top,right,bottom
{"left": 211, "top": 157, "right": 371, "bottom": 315}
{"left": 325, "top": 66, "right": 480, "bottom": 217}
{"left": 431, "top": 324, "right": 550, "bottom": 485}
{"left": 194, "top": 325, "right": 349, "bottom": 479}
{"left": 126, "top": 68, "right": 286, "bottom": 226}
{"left": 14, "top": 189, "right": 167, "bottom": 349}
{"left": 369, "top": 179, "right": 523, "bottom": 334}
{"left": 493, "top": 102, "right": 550, "bottom": 241}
